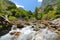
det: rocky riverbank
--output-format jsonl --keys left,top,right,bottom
{"left": 0, "top": 22, "right": 60, "bottom": 40}
{"left": 0, "top": 17, "right": 60, "bottom": 38}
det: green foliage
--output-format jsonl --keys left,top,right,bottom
{"left": 0, "top": 0, "right": 60, "bottom": 21}
{"left": 44, "top": 5, "right": 53, "bottom": 14}
{"left": 42, "top": 14, "right": 47, "bottom": 20}
{"left": 48, "top": 10, "right": 56, "bottom": 19}
{"left": 55, "top": 15, "right": 60, "bottom": 18}
{"left": 41, "top": 10, "right": 57, "bottom": 20}
{"left": 38, "top": 2, "right": 60, "bottom": 20}
{"left": 8, "top": 16, "right": 18, "bottom": 21}
{"left": 0, "top": 25, "right": 2, "bottom": 28}
{"left": 33, "top": 7, "right": 39, "bottom": 19}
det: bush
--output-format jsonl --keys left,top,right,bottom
{"left": 47, "top": 10, "right": 56, "bottom": 20}
{"left": 42, "top": 14, "right": 47, "bottom": 20}
{"left": 8, "top": 16, "right": 18, "bottom": 21}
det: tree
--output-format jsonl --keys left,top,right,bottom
{"left": 34, "top": 7, "right": 39, "bottom": 19}
{"left": 44, "top": 5, "right": 53, "bottom": 14}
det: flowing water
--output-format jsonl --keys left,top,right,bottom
{"left": 0, "top": 25, "right": 59, "bottom": 40}
{"left": 0, "top": 25, "right": 36, "bottom": 40}
{"left": 32, "top": 27, "right": 59, "bottom": 40}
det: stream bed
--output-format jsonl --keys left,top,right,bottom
{"left": 0, "top": 25, "right": 59, "bottom": 40}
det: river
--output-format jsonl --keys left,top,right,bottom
{"left": 0, "top": 25, "right": 59, "bottom": 40}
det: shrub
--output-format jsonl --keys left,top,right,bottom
{"left": 8, "top": 16, "right": 18, "bottom": 21}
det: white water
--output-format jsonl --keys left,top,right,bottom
{"left": 17, "top": 26, "right": 36, "bottom": 40}
{"left": 0, "top": 25, "right": 36, "bottom": 40}
{"left": 32, "top": 27, "right": 59, "bottom": 40}
{"left": 0, "top": 25, "right": 59, "bottom": 40}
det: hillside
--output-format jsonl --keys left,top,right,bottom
{"left": 41, "top": 0, "right": 60, "bottom": 6}
{"left": 37, "top": 0, "right": 60, "bottom": 20}
{"left": 0, "top": 0, "right": 33, "bottom": 36}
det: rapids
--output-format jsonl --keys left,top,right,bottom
{"left": 0, "top": 25, "right": 59, "bottom": 40}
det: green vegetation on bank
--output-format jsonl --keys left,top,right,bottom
{"left": 0, "top": 0, "right": 60, "bottom": 21}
